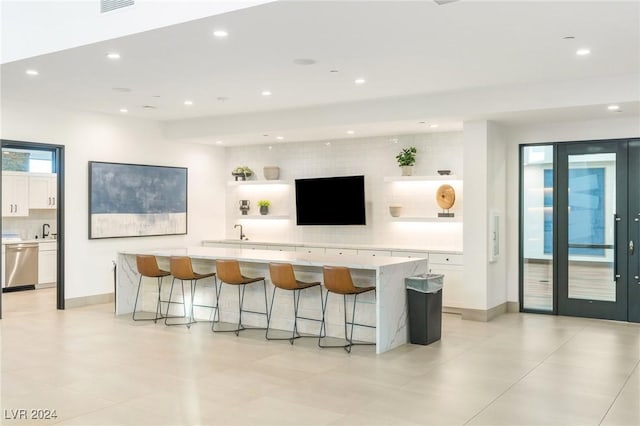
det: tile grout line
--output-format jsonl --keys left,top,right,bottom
{"left": 462, "top": 323, "right": 585, "bottom": 425}
{"left": 598, "top": 357, "right": 640, "bottom": 426}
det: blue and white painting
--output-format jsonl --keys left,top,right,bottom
{"left": 89, "top": 162, "right": 187, "bottom": 239}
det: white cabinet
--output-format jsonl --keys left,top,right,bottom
{"left": 429, "top": 253, "right": 464, "bottom": 308}
{"left": 391, "top": 250, "right": 428, "bottom": 259}
{"left": 325, "top": 248, "right": 357, "bottom": 256}
{"left": 2, "top": 172, "right": 29, "bottom": 217}
{"left": 296, "top": 246, "right": 325, "bottom": 254}
{"left": 38, "top": 241, "right": 57, "bottom": 285}
{"left": 357, "top": 249, "right": 392, "bottom": 257}
{"left": 29, "top": 173, "right": 57, "bottom": 209}
{"left": 1, "top": 245, "right": 5, "bottom": 288}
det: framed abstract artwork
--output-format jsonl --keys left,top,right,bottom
{"left": 88, "top": 161, "right": 187, "bottom": 239}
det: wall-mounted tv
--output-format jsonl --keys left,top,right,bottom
{"left": 295, "top": 175, "right": 366, "bottom": 225}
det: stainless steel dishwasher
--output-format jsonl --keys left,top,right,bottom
{"left": 5, "top": 243, "right": 39, "bottom": 288}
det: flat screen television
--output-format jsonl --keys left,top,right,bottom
{"left": 295, "top": 175, "right": 366, "bottom": 225}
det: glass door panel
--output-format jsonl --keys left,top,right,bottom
{"left": 567, "top": 153, "right": 616, "bottom": 302}
{"left": 521, "top": 145, "right": 554, "bottom": 311}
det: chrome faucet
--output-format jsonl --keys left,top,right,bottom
{"left": 42, "top": 223, "right": 50, "bottom": 239}
{"left": 234, "top": 224, "right": 247, "bottom": 240}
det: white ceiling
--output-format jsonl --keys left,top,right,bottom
{"left": 2, "top": 0, "right": 639, "bottom": 145}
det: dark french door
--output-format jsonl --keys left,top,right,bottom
{"left": 556, "top": 140, "right": 640, "bottom": 322}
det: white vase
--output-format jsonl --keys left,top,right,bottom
{"left": 389, "top": 206, "right": 402, "bottom": 217}
{"left": 263, "top": 166, "right": 280, "bottom": 180}
{"left": 401, "top": 166, "right": 413, "bottom": 176}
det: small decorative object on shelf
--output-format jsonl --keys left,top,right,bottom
{"left": 436, "top": 184, "right": 456, "bottom": 217}
{"left": 263, "top": 166, "right": 280, "bottom": 180}
{"left": 437, "top": 170, "right": 451, "bottom": 176}
{"left": 389, "top": 206, "right": 403, "bottom": 217}
{"left": 258, "top": 200, "right": 270, "bottom": 215}
{"left": 232, "top": 166, "right": 253, "bottom": 181}
{"left": 396, "top": 147, "right": 417, "bottom": 176}
{"left": 239, "top": 199, "right": 250, "bottom": 215}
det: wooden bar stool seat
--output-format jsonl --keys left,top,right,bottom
{"left": 133, "top": 255, "right": 171, "bottom": 322}
{"left": 165, "top": 256, "right": 217, "bottom": 328}
{"left": 318, "top": 266, "right": 376, "bottom": 353}
{"left": 266, "top": 263, "right": 324, "bottom": 344}
{"left": 212, "top": 259, "right": 268, "bottom": 335}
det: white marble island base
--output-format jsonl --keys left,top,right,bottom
{"left": 117, "top": 247, "right": 427, "bottom": 354}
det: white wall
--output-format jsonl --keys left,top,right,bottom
{"left": 486, "top": 122, "right": 508, "bottom": 309}
{"left": 505, "top": 116, "right": 640, "bottom": 304}
{"left": 224, "top": 132, "right": 464, "bottom": 251}
{"left": 1, "top": 101, "right": 226, "bottom": 300}
{"left": 1, "top": 0, "right": 272, "bottom": 63}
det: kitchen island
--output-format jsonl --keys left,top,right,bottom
{"left": 117, "top": 246, "right": 427, "bottom": 354}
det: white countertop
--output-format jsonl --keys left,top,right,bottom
{"left": 202, "top": 239, "right": 462, "bottom": 255}
{"left": 121, "top": 246, "right": 426, "bottom": 271}
{"left": 2, "top": 238, "right": 57, "bottom": 245}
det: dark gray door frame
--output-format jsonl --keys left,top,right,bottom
{"left": 556, "top": 140, "right": 628, "bottom": 321}
{"left": 0, "top": 139, "right": 65, "bottom": 318}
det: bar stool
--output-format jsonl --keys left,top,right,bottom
{"left": 133, "top": 255, "right": 171, "bottom": 322}
{"left": 266, "top": 262, "right": 324, "bottom": 344}
{"left": 165, "top": 256, "right": 217, "bottom": 328}
{"left": 319, "top": 266, "right": 376, "bottom": 353}
{"left": 213, "top": 259, "right": 268, "bottom": 335}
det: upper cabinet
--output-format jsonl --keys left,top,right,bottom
{"left": 2, "top": 172, "right": 29, "bottom": 216}
{"left": 29, "top": 173, "right": 57, "bottom": 209}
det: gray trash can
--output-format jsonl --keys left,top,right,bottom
{"left": 405, "top": 273, "right": 443, "bottom": 345}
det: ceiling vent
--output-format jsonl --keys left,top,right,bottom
{"left": 101, "top": 0, "right": 134, "bottom": 13}
{"left": 434, "top": 0, "right": 459, "bottom": 5}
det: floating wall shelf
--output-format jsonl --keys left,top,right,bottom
{"left": 228, "top": 180, "right": 289, "bottom": 186}
{"left": 384, "top": 175, "right": 460, "bottom": 182}
{"left": 389, "top": 216, "right": 462, "bottom": 223}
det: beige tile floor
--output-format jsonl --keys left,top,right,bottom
{"left": 1, "top": 288, "right": 639, "bottom": 426}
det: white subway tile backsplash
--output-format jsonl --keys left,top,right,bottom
{"left": 225, "top": 132, "right": 463, "bottom": 250}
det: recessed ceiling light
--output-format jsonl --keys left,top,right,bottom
{"left": 119, "top": 108, "right": 128, "bottom": 113}
{"left": 215, "top": 140, "right": 223, "bottom": 145}
{"left": 607, "top": 105, "right": 620, "bottom": 111}
{"left": 325, "top": 142, "right": 331, "bottom": 146}
{"left": 268, "top": 146, "right": 273, "bottom": 150}
{"left": 106, "top": 52, "right": 121, "bottom": 60}
{"left": 25, "top": 69, "right": 39, "bottom": 76}
{"left": 418, "top": 121, "right": 426, "bottom": 124}
{"left": 213, "top": 30, "right": 228, "bottom": 38}
{"left": 354, "top": 78, "right": 366, "bottom": 85}
{"left": 346, "top": 130, "right": 355, "bottom": 135}
{"left": 112, "top": 87, "right": 131, "bottom": 93}
{"left": 261, "top": 90, "right": 272, "bottom": 96}
{"left": 429, "top": 124, "right": 439, "bottom": 129}
{"left": 276, "top": 136, "right": 284, "bottom": 140}
{"left": 217, "top": 96, "right": 229, "bottom": 102}
{"left": 562, "top": 36, "right": 575, "bottom": 40}
{"left": 329, "top": 69, "right": 339, "bottom": 73}
{"left": 576, "top": 48, "right": 591, "bottom": 56}
{"left": 184, "top": 100, "right": 193, "bottom": 106}
{"left": 142, "top": 105, "right": 156, "bottom": 109}
{"left": 390, "top": 138, "right": 399, "bottom": 144}
{"left": 263, "top": 134, "right": 270, "bottom": 137}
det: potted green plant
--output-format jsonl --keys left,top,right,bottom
{"left": 396, "top": 147, "right": 417, "bottom": 176}
{"left": 258, "top": 200, "right": 271, "bottom": 215}
{"left": 232, "top": 166, "right": 253, "bottom": 181}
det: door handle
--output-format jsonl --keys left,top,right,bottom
{"left": 629, "top": 240, "right": 635, "bottom": 255}
{"left": 614, "top": 214, "right": 621, "bottom": 282}
{"left": 636, "top": 215, "right": 640, "bottom": 283}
